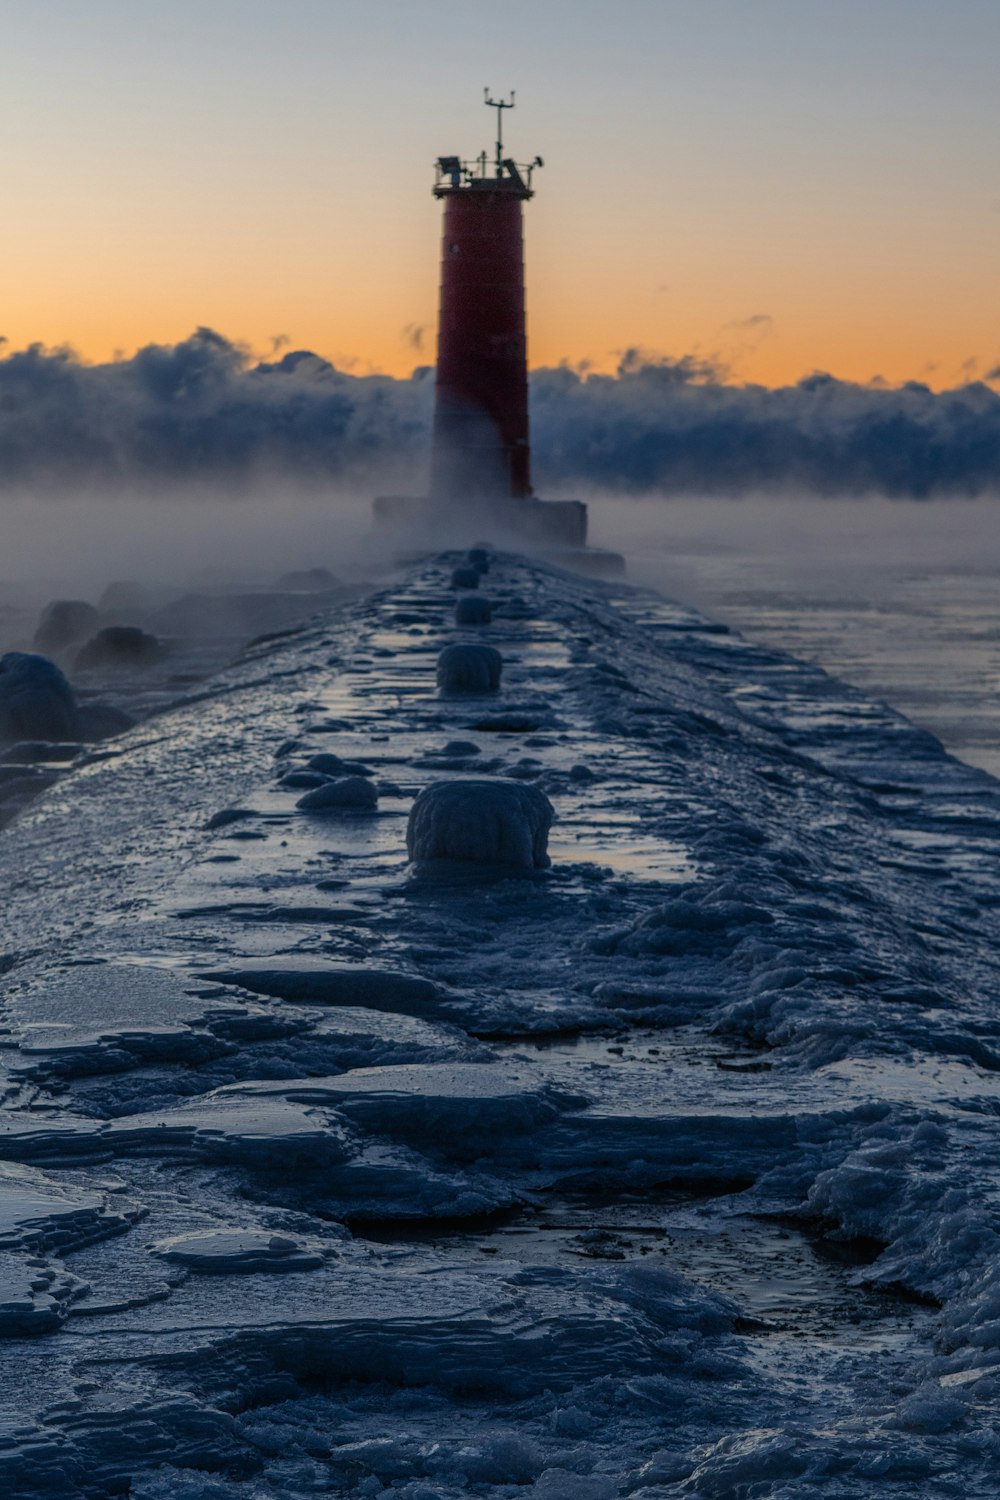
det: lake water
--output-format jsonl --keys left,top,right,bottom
{"left": 594, "top": 494, "right": 1000, "bottom": 781}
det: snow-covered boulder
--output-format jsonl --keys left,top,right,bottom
{"left": 455, "top": 594, "right": 492, "bottom": 625}
{"left": 75, "top": 626, "right": 163, "bottom": 671}
{"left": 436, "top": 644, "right": 502, "bottom": 694}
{"left": 307, "top": 752, "right": 373, "bottom": 777}
{"left": 450, "top": 565, "right": 480, "bottom": 590}
{"left": 297, "top": 776, "right": 378, "bottom": 812}
{"left": 33, "top": 599, "right": 99, "bottom": 653}
{"left": 407, "top": 779, "right": 553, "bottom": 871}
{"left": 0, "top": 653, "right": 80, "bottom": 743}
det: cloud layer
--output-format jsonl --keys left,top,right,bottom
{"left": 2, "top": 328, "right": 1000, "bottom": 498}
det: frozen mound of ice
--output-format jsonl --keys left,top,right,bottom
{"left": 467, "top": 706, "right": 555, "bottom": 733}
{"left": 455, "top": 594, "right": 493, "bottom": 625}
{"left": 407, "top": 779, "right": 554, "bottom": 871}
{"left": 74, "top": 625, "right": 163, "bottom": 671}
{"left": 0, "top": 653, "right": 80, "bottom": 744}
{"left": 306, "top": 752, "right": 373, "bottom": 776}
{"left": 150, "top": 1229, "right": 330, "bottom": 1272}
{"left": 200, "top": 959, "right": 442, "bottom": 1015}
{"left": 0, "top": 1256, "right": 89, "bottom": 1336}
{"left": 276, "top": 767, "right": 329, "bottom": 789}
{"left": 104, "top": 1092, "right": 354, "bottom": 1169}
{"left": 296, "top": 775, "right": 378, "bottom": 811}
{"left": 450, "top": 565, "right": 480, "bottom": 589}
{"left": 0, "top": 1160, "right": 136, "bottom": 1255}
{"left": 436, "top": 643, "right": 503, "bottom": 694}
{"left": 222, "top": 1062, "right": 574, "bottom": 1142}
{"left": 33, "top": 599, "right": 99, "bottom": 654}
{"left": 5, "top": 964, "right": 255, "bottom": 1081}
{"left": 412, "top": 739, "right": 491, "bottom": 771}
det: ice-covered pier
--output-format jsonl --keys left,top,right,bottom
{"left": 2, "top": 554, "right": 1000, "bottom": 1497}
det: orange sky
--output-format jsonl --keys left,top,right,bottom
{"left": 4, "top": 0, "right": 999, "bottom": 391}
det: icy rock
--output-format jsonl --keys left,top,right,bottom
{"left": 469, "top": 709, "right": 552, "bottom": 733}
{"left": 277, "top": 768, "right": 330, "bottom": 789}
{"left": 5, "top": 964, "right": 249, "bottom": 1080}
{"left": 436, "top": 643, "right": 503, "bottom": 694}
{"left": 412, "top": 739, "right": 488, "bottom": 770}
{"left": 407, "top": 779, "right": 553, "bottom": 871}
{"left": 455, "top": 594, "right": 493, "bottom": 625}
{"left": 221, "top": 1063, "right": 571, "bottom": 1144}
{"left": 104, "top": 1092, "right": 352, "bottom": 1169}
{"left": 74, "top": 625, "right": 163, "bottom": 671}
{"left": 0, "top": 653, "right": 80, "bottom": 743}
{"left": 297, "top": 776, "right": 378, "bottom": 812}
{"left": 0, "top": 1160, "right": 136, "bottom": 1254}
{"left": 199, "top": 960, "right": 441, "bottom": 1016}
{"left": 0, "top": 1258, "right": 89, "bottom": 1336}
{"left": 33, "top": 599, "right": 99, "bottom": 653}
{"left": 150, "top": 1229, "right": 328, "bottom": 1272}
{"left": 307, "top": 752, "right": 374, "bottom": 776}
{"left": 450, "top": 565, "right": 480, "bottom": 589}
{"left": 205, "top": 806, "right": 258, "bottom": 830}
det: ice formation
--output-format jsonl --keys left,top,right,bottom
{"left": 455, "top": 593, "right": 493, "bottom": 624}
{"left": 0, "top": 652, "right": 79, "bottom": 742}
{"left": 2, "top": 550, "right": 1000, "bottom": 1496}
{"left": 295, "top": 775, "right": 378, "bottom": 811}
{"left": 74, "top": 624, "right": 163, "bottom": 671}
{"left": 450, "top": 564, "right": 480, "bottom": 589}
{"left": 435, "top": 641, "right": 503, "bottom": 693}
{"left": 33, "top": 599, "right": 99, "bottom": 653}
{"left": 406, "top": 777, "right": 553, "bottom": 869}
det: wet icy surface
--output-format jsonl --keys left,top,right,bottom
{"left": 1, "top": 552, "right": 1000, "bottom": 1496}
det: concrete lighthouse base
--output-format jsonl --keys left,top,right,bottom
{"left": 373, "top": 492, "right": 587, "bottom": 549}
{"left": 372, "top": 493, "right": 625, "bottom": 578}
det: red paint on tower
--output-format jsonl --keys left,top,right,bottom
{"left": 430, "top": 176, "right": 532, "bottom": 501}
{"left": 374, "top": 97, "right": 599, "bottom": 560}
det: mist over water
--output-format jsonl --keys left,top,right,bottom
{"left": 2, "top": 460, "right": 999, "bottom": 787}
{"left": 0, "top": 483, "right": 392, "bottom": 661}
{"left": 591, "top": 493, "right": 1000, "bottom": 778}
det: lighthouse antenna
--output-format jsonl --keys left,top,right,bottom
{"left": 484, "top": 88, "right": 515, "bottom": 177}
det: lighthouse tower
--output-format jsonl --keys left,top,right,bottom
{"left": 375, "top": 92, "right": 587, "bottom": 549}
{"left": 431, "top": 90, "right": 535, "bottom": 504}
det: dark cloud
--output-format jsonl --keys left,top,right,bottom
{"left": 0, "top": 329, "right": 431, "bottom": 491}
{"left": 726, "top": 313, "right": 773, "bottom": 332}
{"left": 1, "top": 328, "right": 1000, "bottom": 499}
{"left": 531, "top": 356, "right": 1000, "bottom": 497}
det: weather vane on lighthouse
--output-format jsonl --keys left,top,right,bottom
{"left": 484, "top": 88, "right": 515, "bottom": 177}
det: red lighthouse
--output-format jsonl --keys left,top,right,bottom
{"left": 431, "top": 91, "right": 536, "bottom": 504}
{"left": 376, "top": 93, "right": 587, "bottom": 549}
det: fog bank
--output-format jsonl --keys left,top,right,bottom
{"left": 4, "top": 329, "right": 1000, "bottom": 500}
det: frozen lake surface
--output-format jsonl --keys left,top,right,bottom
{"left": 1, "top": 550, "right": 1000, "bottom": 1497}
{"left": 610, "top": 495, "right": 1000, "bottom": 781}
